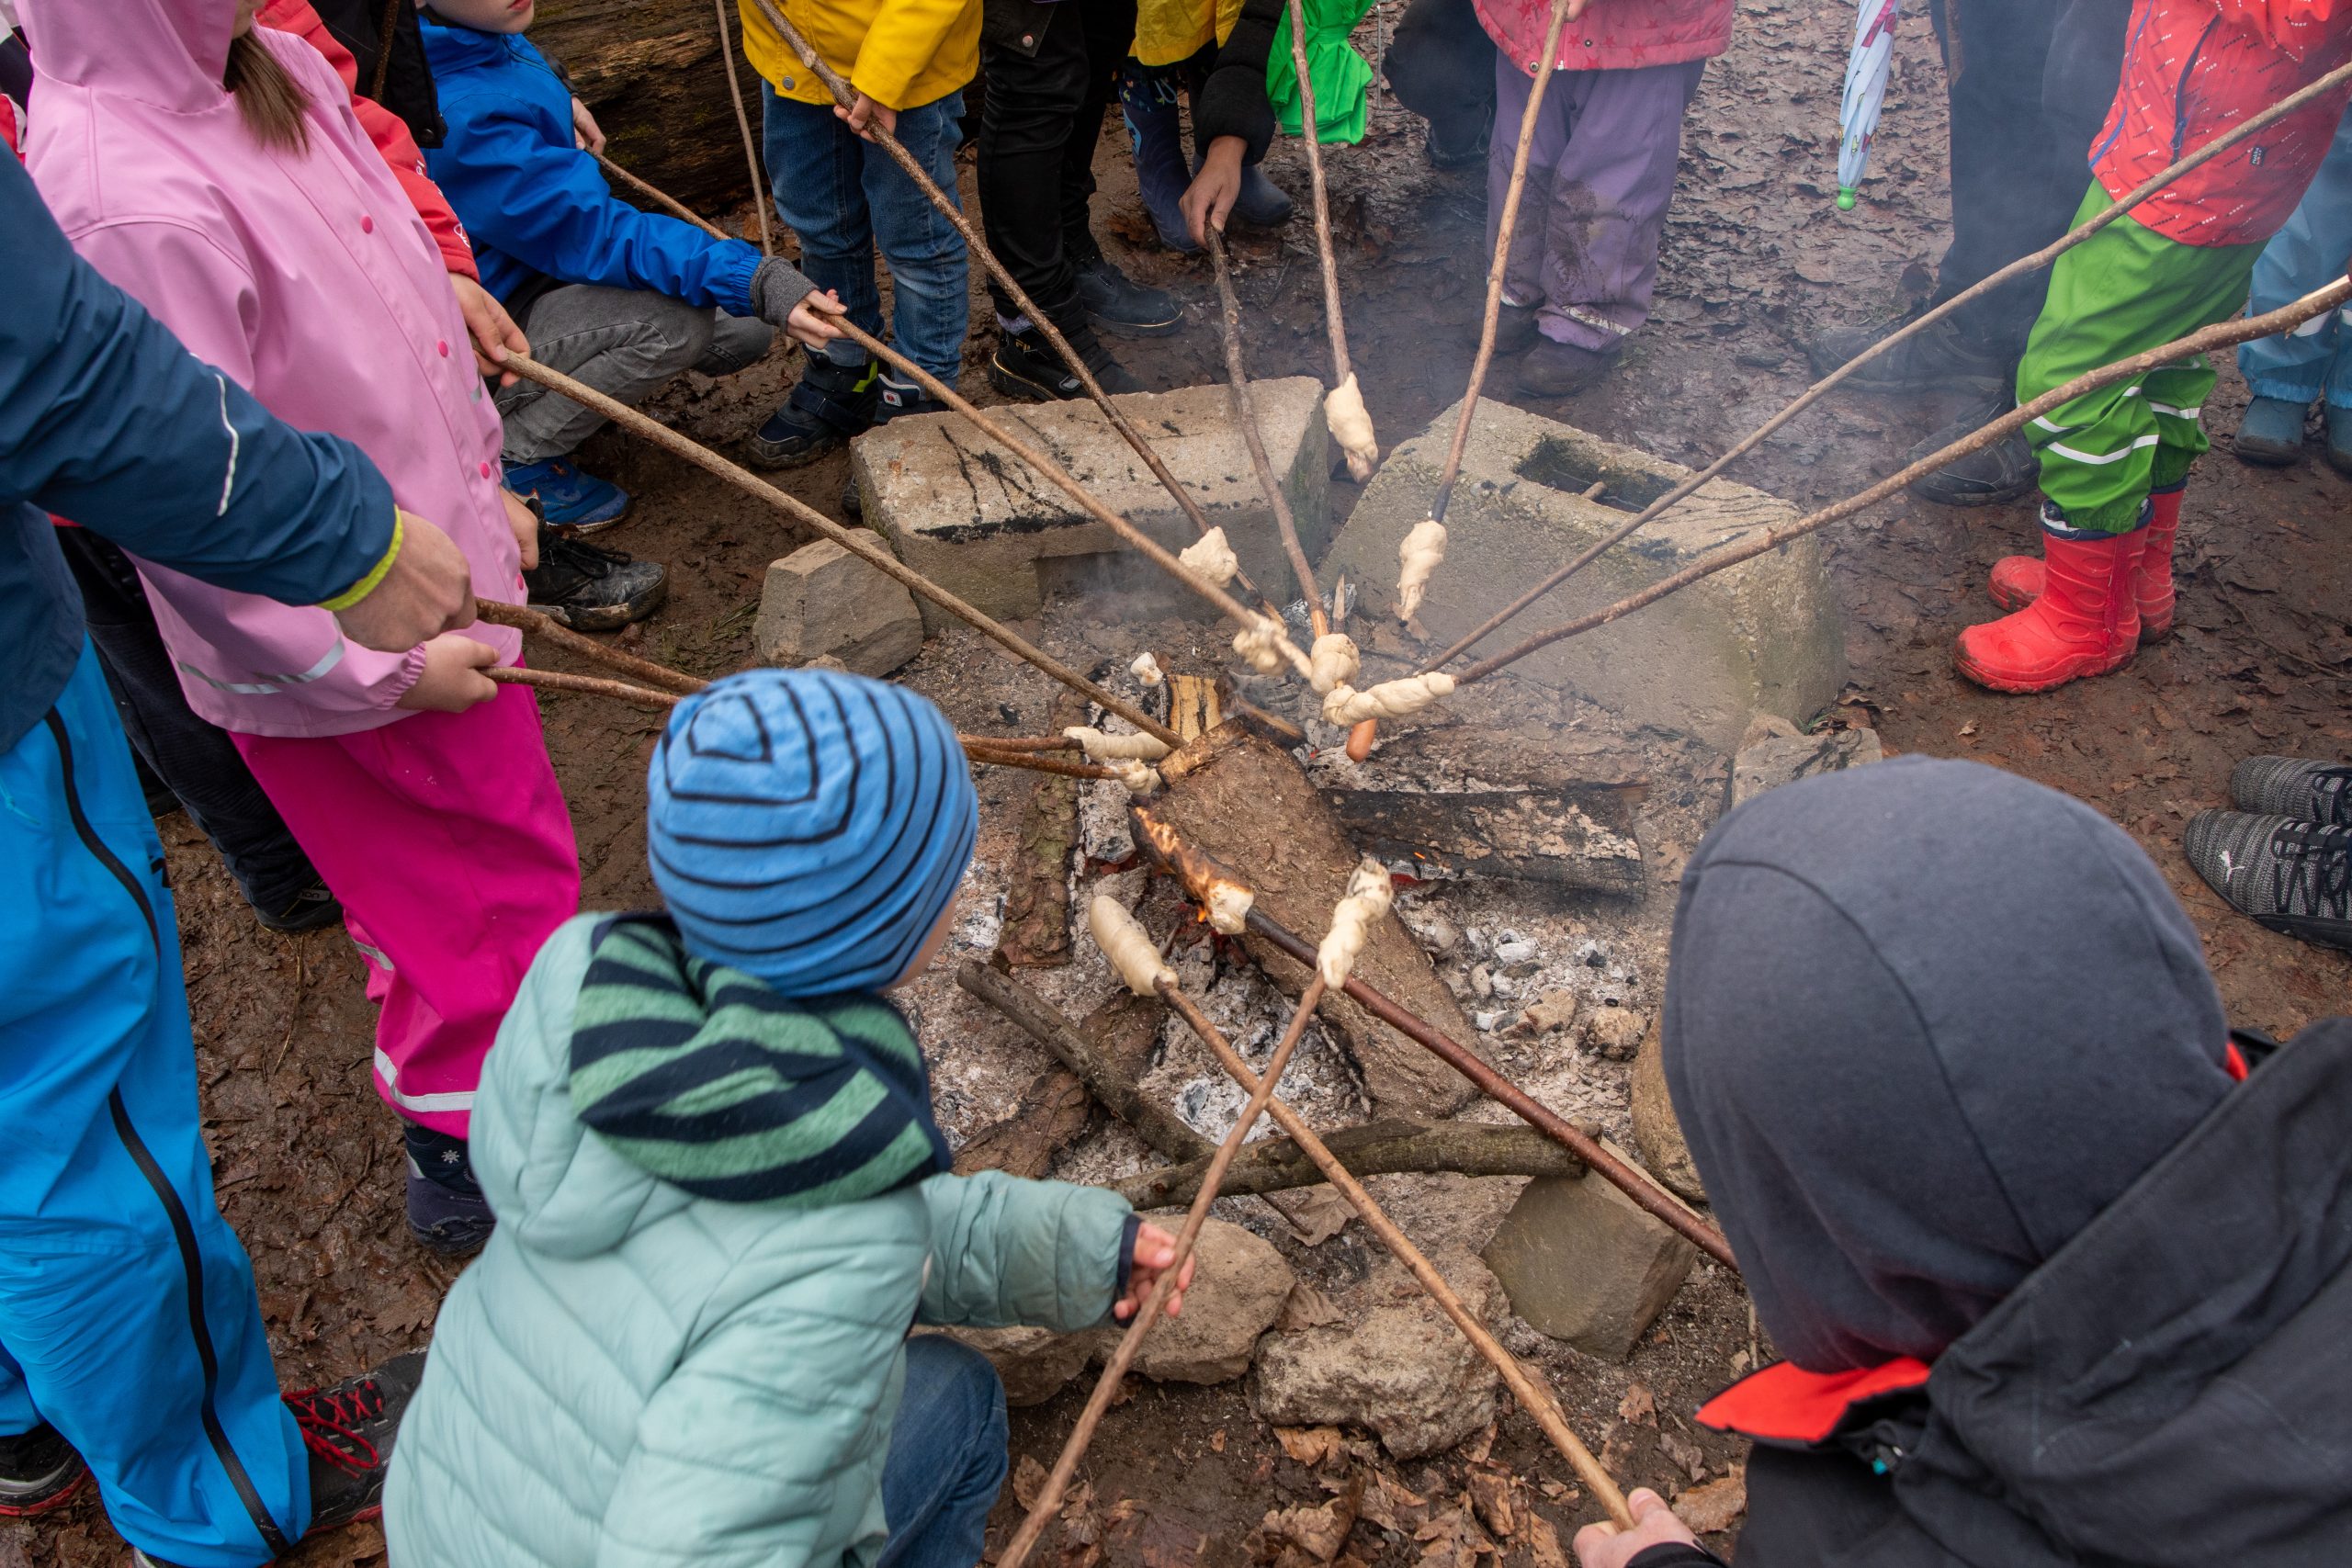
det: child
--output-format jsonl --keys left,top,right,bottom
{"left": 384, "top": 669, "right": 1193, "bottom": 1568}
{"left": 2233, "top": 108, "right": 2352, "bottom": 470}
{"left": 1119, "top": 0, "right": 1297, "bottom": 257}
{"left": 1579, "top": 756, "right": 2352, "bottom": 1567}
{"left": 419, "top": 0, "right": 845, "bottom": 528}
{"left": 1949, "top": 0, "right": 2352, "bottom": 694}
{"left": 24, "top": 0, "right": 583, "bottom": 1257}
{"left": 1472, "top": 0, "right": 1734, "bottom": 398}
{"left": 735, "top": 0, "right": 975, "bottom": 474}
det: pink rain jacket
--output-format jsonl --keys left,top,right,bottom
{"left": 1475, "top": 0, "right": 1733, "bottom": 75}
{"left": 20, "top": 0, "right": 522, "bottom": 738}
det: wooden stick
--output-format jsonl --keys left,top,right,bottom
{"left": 490, "top": 666, "right": 676, "bottom": 705}
{"left": 957, "top": 746, "right": 1122, "bottom": 782}
{"left": 713, "top": 0, "right": 775, "bottom": 255}
{"left": 496, "top": 351, "right": 1182, "bottom": 746}
{"left": 595, "top": 152, "right": 729, "bottom": 241}
{"left": 1205, "top": 228, "right": 1326, "bottom": 636}
{"left": 474, "top": 599, "right": 712, "bottom": 694}
{"left": 1114, "top": 1117, "right": 1584, "bottom": 1208}
{"left": 957, "top": 734, "right": 1082, "bottom": 753}
{"left": 1283, "top": 0, "right": 1351, "bottom": 388}
{"left": 741, "top": 0, "right": 1225, "bottom": 547}
{"left": 1427, "top": 0, "right": 1572, "bottom": 529}
{"left": 995, "top": 979, "right": 1330, "bottom": 1568}
{"left": 1458, "top": 276, "right": 2352, "bottom": 682}
{"left": 1158, "top": 979, "right": 1632, "bottom": 1526}
{"left": 1421, "top": 52, "right": 2352, "bottom": 671}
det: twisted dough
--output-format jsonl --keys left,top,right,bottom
{"left": 1396, "top": 518, "right": 1448, "bottom": 621}
{"left": 1109, "top": 759, "right": 1163, "bottom": 796}
{"left": 1178, "top": 526, "right": 1240, "bottom": 588}
{"left": 1308, "top": 632, "right": 1361, "bottom": 696}
{"left": 1063, "top": 725, "right": 1173, "bottom": 762}
{"left": 1130, "top": 651, "right": 1164, "bottom": 687}
{"left": 1320, "top": 671, "right": 1456, "bottom": 727}
{"left": 1324, "top": 374, "right": 1378, "bottom": 483}
{"left": 1231, "top": 614, "right": 1312, "bottom": 679}
{"left": 1317, "top": 857, "right": 1395, "bottom": 988}
{"left": 1091, "top": 895, "right": 1174, "bottom": 997}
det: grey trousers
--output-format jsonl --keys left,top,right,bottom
{"left": 495, "top": 284, "right": 775, "bottom": 464}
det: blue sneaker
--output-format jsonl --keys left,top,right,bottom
{"left": 2233, "top": 395, "right": 2309, "bottom": 467}
{"left": 501, "top": 457, "right": 631, "bottom": 531}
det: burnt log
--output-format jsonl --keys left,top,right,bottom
{"left": 1113, "top": 1119, "right": 1586, "bottom": 1208}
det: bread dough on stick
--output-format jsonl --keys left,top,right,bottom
{"left": 1091, "top": 895, "right": 1174, "bottom": 996}
{"left": 1321, "top": 672, "right": 1455, "bottom": 726}
{"left": 1396, "top": 518, "right": 1447, "bottom": 621}
{"left": 1178, "top": 527, "right": 1240, "bottom": 588}
{"left": 1063, "top": 726, "right": 1173, "bottom": 762}
{"left": 1325, "top": 375, "right": 1378, "bottom": 483}
{"left": 1317, "top": 857, "right": 1395, "bottom": 988}
{"left": 1309, "top": 632, "right": 1360, "bottom": 695}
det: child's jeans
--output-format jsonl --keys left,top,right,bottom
{"left": 878, "top": 1337, "right": 1009, "bottom": 1568}
{"left": 763, "top": 85, "right": 970, "bottom": 387}
{"left": 2239, "top": 107, "right": 2352, "bottom": 412}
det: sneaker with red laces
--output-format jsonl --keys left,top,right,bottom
{"left": 0, "top": 1422, "right": 86, "bottom": 1517}
{"left": 287, "top": 1351, "right": 427, "bottom": 1536}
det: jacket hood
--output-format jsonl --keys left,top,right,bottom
{"left": 1663, "top": 756, "right": 2233, "bottom": 1372}
{"left": 416, "top": 14, "right": 521, "bottom": 73}
{"left": 19, "top": 0, "right": 229, "bottom": 113}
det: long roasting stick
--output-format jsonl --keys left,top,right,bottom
{"left": 713, "top": 0, "right": 775, "bottom": 254}
{"left": 497, "top": 351, "right": 1181, "bottom": 745}
{"left": 995, "top": 978, "right": 1330, "bottom": 1568}
{"left": 1420, "top": 54, "right": 2352, "bottom": 671}
{"left": 1456, "top": 276, "right": 2352, "bottom": 681}
{"left": 1157, "top": 979, "right": 1633, "bottom": 1525}
{"left": 1206, "top": 228, "right": 1328, "bottom": 635}
{"left": 594, "top": 152, "right": 730, "bottom": 241}
{"left": 1283, "top": 0, "right": 1353, "bottom": 389}
{"left": 741, "top": 0, "right": 1226, "bottom": 546}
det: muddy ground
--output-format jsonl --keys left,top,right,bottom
{"left": 14, "top": 0, "right": 2349, "bottom": 1563}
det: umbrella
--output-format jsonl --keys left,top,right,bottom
{"left": 1838, "top": 0, "right": 1901, "bottom": 210}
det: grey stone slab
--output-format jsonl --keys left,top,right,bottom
{"left": 752, "top": 537, "right": 925, "bottom": 677}
{"left": 1481, "top": 1153, "right": 1698, "bottom": 1360}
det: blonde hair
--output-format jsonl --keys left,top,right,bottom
{"left": 223, "top": 31, "right": 311, "bottom": 152}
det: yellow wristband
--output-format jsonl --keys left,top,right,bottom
{"left": 319, "top": 509, "right": 405, "bottom": 612}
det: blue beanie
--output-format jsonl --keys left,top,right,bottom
{"left": 647, "top": 669, "right": 978, "bottom": 997}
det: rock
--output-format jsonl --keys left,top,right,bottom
{"left": 1730, "top": 722, "right": 1883, "bottom": 809}
{"left": 1492, "top": 937, "right": 1538, "bottom": 968}
{"left": 936, "top": 1325, "right": 1092, "bottom": 1407}
{"left": 752, "top": 538, "right": 924, "bottom": 677}
{"left": 1254, "top": 1247, "right": 1504, "bottom": 1459}
{"left": 1583, "top": 1005, "right": 1646, "bottom": 1060}
{"left": 1630, "top": 1012, "right": 1707, "bottom": 1204}
{"left": 1514, "top": 989, "right": 1580, "bottom": 1039}
{"left": 1322, "top": 401, "right": 1845, "bottom": 752}
{"left": 1080, "top": 1217, "right": 1294, "bottom": 1384}
{"left": 1481, "top": 1163, "right": 1698, "bottom": 1360}
{"left": 854, "top": 379, "right": 1330, "bottom": 630}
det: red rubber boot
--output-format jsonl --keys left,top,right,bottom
{"left": 1955, "top": 525, "right": 2143, "bottom": 693}
{"left": 1987, "top": 485, "right": 2183, "bottom": 642}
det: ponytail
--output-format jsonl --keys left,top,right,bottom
{"left": 223, "top": 31, "right": 311, "bottom": 152}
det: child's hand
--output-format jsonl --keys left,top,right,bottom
{"left": 571, "top": 95, "right": 607, "bottom": 154}
{"left": 396, "top": 633, "right": 501, "bottom": 712}
{"left": 1181, "top": 136, "right": 1247, "bottom": 248}
{"left": 450, "top": 275, "right": 529, "bottom": 388}
{"left": 1113, "top": 1222, "right": 1196, "bottom": 1322}
{"left": 836, "top": 93, "right": 896, "bottom": 140}
{"left": 786, "top": 289, "right": 846, "bottom": 350}
{"left": 1572, "top": 1490, "right": 1703, "bottom": 1568}
{"left": 501, "top": 489, "right": 539, "bottom": 571}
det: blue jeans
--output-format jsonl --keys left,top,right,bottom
{"left": 2238, "top": 107, "right": 2352, "bottom": 411}
{"left": 877, "top": 1337, "right": 1009, "bottom": 1568}
{"left": 0, "top": 641, "right": 306, "bottom": 1567}
{"left": 763, "top": 86, "right": 970, "bottom": 387}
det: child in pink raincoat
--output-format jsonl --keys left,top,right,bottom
{"left": 21, "top": 0, "right": 581, "bottom": 1256}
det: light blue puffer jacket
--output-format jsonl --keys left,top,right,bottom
{"left": 383, "top": 915, "right": 1134, "bottom": 1568}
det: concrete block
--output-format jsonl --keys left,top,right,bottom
{"left": 752, "top": 537, "right": 924, "bottom": 677}
{"left": 1730, "top": 719, "right": 1884, "bottom": 808}
{"left": 1321, "top": 400, "right": 1845, "bottom": 753}
{"left": 1629, "top": 1011, "right": 1707, "bottom": 1206}
{"left": 1481, "top": 1156, "right": 1697, "bottom": 1359}
{"left": 852, "top": 378, "right": 1330, "bottom": 631}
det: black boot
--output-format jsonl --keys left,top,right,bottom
{"left": 523, "top": 533, "right": 669, "bottom": 632}
{"left": 1805, "top": 310, "right": 2012, "bottom": 397}
{"left": 1074, "top": 251, "right": 1182, "bottom": 338}
{"left": 988, "top": 324, "right": 1143, "bottom": 402}
{"left": 0, "top": 1423, "right": 86, "bottom": 1517}
{"left": 1905, "top": 390, "right": 2040, "bottom": 507}
{"left": 747, "top": 349, "right": 879, "bottom": 469}
{"left": 286, "top": 1352, "right": 430, "bottom": 1534}
{"left": 404, "top": 1124, "right": 492, "bottom": 1257}
{"left": 256, "top": 874, "right": 344, "bottom": 935}
{"left": 1517, "top": 337, "right": 1619, "bottom": 398}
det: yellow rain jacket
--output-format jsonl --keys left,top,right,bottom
{"left": 738, "top": 0, "right": 979, "bottom": 112}
{"left": 1132, "top": 0, "right": 1244, "bottom": 68}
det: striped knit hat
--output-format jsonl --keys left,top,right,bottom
{"left": 648, "top": 669, "right": 978, "bottom": 997}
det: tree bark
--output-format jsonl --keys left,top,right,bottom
{"left": 1112, "top": 1119, "right": 1585, "bottom": 1208}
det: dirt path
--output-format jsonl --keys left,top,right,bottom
{"left": 12, "top": 2, "right": 2346, "bottom": 1564}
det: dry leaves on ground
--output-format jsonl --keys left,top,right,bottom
{"left": 1615, "top": 1382, "right": 1657, "bottom": 1427}
{"left": 1250, "top": 1474, "right": 1364, "bottom": 1566}
{"left": 1673, "top": 1469, "right": 1748, "bottom": 1535}
{"left": 1275, "top": 1187, "right": 1357, "bottom": 1245}
{"left": 1013, "top": 1455, "right": 1052, "bottom": 1513}
{"left": 1464, "top": 1472, "right": 1515, "bottom": 1540}
{"left": 1358, "top": 1471, "right": 1430, "bottom": 1536}
{"left": 1278, "top": 1280, "right": 1346, "bottom": 1330}
{"left": 1522, "top": 1513, "right": 1571, "bottom": 1568}
{"left": 1414, "top": 1502, "right": 1497, "bottom": 1568}
{"left": 1277, "top": 1426, "right": 1347, "bottom": 1468}
{"left": 1658, "top": 1427, "right": 1708, "bottom": 1483}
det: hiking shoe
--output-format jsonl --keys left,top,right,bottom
{"left": 1905, "top": 395, "right": 2039, "bottom": 507}
{"left": 989, "top": 328, "right": 1142, "bottom": 402}
{"left": 2327, "top": 404, "right": 2352, "bottom": 477}
{"left": 1485, "top": 303, "right": 1541, "bottom": 357}
{"left": 501, "top": 457, "right": 629, "bottom": 532}
{"left": 1516, "top": 337, "right": 1618, "bottom": 398}
{"left": 2233, "top": 395, "right": 2308, "bottom": 467}
{"left": 1076, "top": 253, "right": 1182, "bottom": 337}
{"left": 2184, "top": 812, "right": 2352, "bottom": 952}
{"left": 0, "top": 1423, "right": 87, "bottom": 1517}
{"left": 1230, "top": 164, "right": 1295, "bottom": 229}
{"left": 257, "top": 875, "right": 344, "bottom": 935}
{"left": 523, "top": 533, "right": 668, "bottom": 632}
{"left": 1804, "top": 310, "right": 2010, "bottom": 397}
{"left": 404, "top": 1124, "right": 492, "bottom": 1256}
{"left": 2232, "top": 756, "right": 2352, "bottom": 827}
{"left": 286, "top": 1351, "right": 428, "bottom": 1534}
{"left": 748, "top": 350, "right": 879, "bottom": 469}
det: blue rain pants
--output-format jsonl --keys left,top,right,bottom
{"left": 0, "top": 640, "right": 308, "bottom": 1567}
{"left": 2238, "top": 108, "right": 2352, "bottom": 411}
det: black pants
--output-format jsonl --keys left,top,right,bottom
{"left": 1385, "top": 0, "right": 1495, "bottom": 157}
{"left": 1928, "top": 0, "right": 2132, "bottom": 361}
{"left": 55, "top": 528, "right": 318, "bottom": 917}
{"left": 976, "top": 0, "right": 1139, "bottom": 335}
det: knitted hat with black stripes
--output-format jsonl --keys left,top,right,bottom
{"left": 647, "top": 668, "right": 978, "bottom": 997}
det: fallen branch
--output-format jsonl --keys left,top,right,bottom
{"left": 1157, "top": 978, "right": 1633, "bottom": 1527}
{"left": 1206, "top": 227, "right": 1327, "bottom": 636}
{"left": 497, "top": 350, "right": 1179, "bottom": 746}
{"left": 1422, "top": 52, "right": 2352, "bottom": 671}
{"left": 1114, "top": 1117, "right": 1584, "bottom": 1207}
{"left": 1457, "top": 276, "right": 2352, "bottom": 682}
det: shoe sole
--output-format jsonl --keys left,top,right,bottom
{"left": 1088, "top": 307, "right": 1183, "bottom": 340}
{"left": 0, "top": 1464, "right": 88, "bottom": 1517}
{"left": 1907, "top": 476, "right": 2037, "bottom": 508}
{"left": 527, "top": 576, "right": 667, "bottom": 634}
{"left": 1953, "top": 640, "right": 2134, "bottom": 694}
{"left": 2233, "top": 436, "right": 2303, "bottom": 468}
{"left": 255, "top": 903, "right": 346, "bottom": 936}
{"left": 743, "top": 428, "right": 847, "bottom": 471}
{"left": 988, "top": 355, "right": 1078, "bottom": 403}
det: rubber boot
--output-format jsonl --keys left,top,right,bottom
{"left": 1988, "top": 486, "right": 2181, "bottom": 642}
{"left": 1956, "top": 516, "right": 2143, "bottom": 693}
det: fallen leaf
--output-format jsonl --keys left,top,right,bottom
{"left": 1278, "top": 1280, "right": 1346, "bottom": 1331}
{"left": 1659, "top": 1427, "right": 1707, "bottom": 1483}
{"left": 1522, "top": 1513, "right": 1570, "bottom": 1568}
{"left": 1210, "top": 1429, "right": 1227, "bottom": 1454}
{"left": 1062, "top": 1480, "right": 1095, "bottom": 1526}
{"left": 1462, "top": 1422, "right": 1498, "bottom": 1465}
{"left": 1616, "top": 1384, "right": 1657, "bottom": 1427}
{"left": 1277, "top": 1187, "right": 1358, "bottom": 1246}
{"left": 1674, "top": 1470, "right": 1747, "bottom": 1535}
{"left": 1013, "top": 1455, "right": 1051, "bottom": 1513}
{"left": 1251, "top": 1475, "right": 1364, "bottom": 1563}
{"left": 1360, "top": 1471, "right": 1429, "bottom": 1535}
{"left": 1465, "top": 1472, "right": 1515, "bottom": 1539}
{"left": 1276, "top": 1427, "right": 1346, "bottom": 1468}
{"left": 1414, "top": 1503, "right": 1495, "bottom": 1568}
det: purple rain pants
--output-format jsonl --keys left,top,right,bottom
{"left": 1487, "top": 53, "right": 1706, "bottom": 353}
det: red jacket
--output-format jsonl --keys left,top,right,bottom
{"left": 1474, "top": 0, "right": 1733, "bottom": 76}
{"left": 257, "top": 0, "right": 478, "bottom": 279}
{"left": 2091, "top": 0, "right": 2352, "bottom": 246}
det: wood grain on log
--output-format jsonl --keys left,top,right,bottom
{"left": 957, "top": 963, "right": 1211, "bottom": 1162}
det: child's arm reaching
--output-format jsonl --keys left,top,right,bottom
{"left": 917, "top": 1170, "right": 1143, "bottom": 1332}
